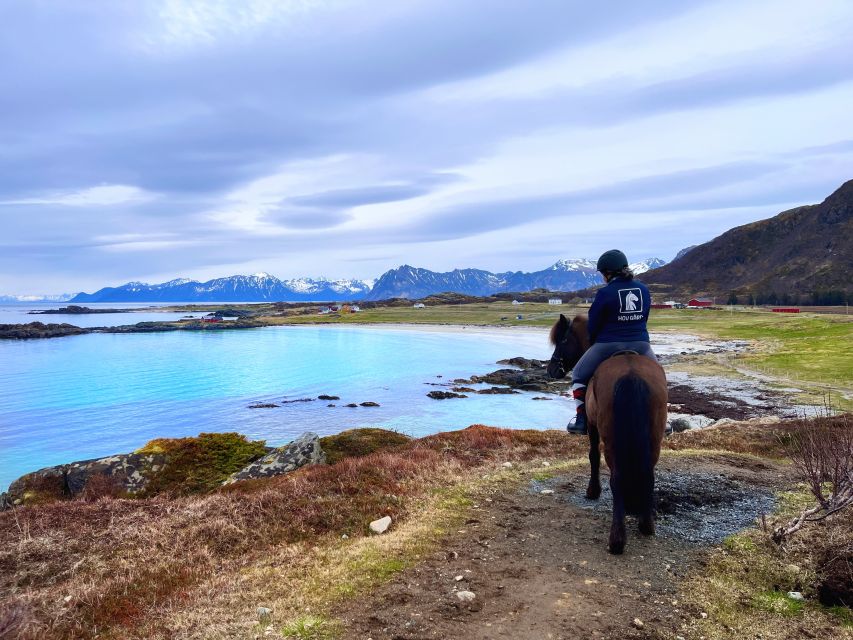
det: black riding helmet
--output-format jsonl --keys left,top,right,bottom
{"left": 596, "top": 249, "right": 628, "bottom": 274}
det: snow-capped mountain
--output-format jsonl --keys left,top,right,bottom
{"left": 0, "top": 294, "right": 74, "bottom": 303}
{"left": 364, "top": 265, "right": 509, "bottom": 301}
{"left": 67, "top": 257, "right": 667, "bottom": 303}
{"left": 629, "top": 258, "right": 667, "bottom": 274}
{"left": 365, "top": 257, "right": 668, "bottom": 300}
{"left": 70, "top": 274, "right": 373, "bottom": 303}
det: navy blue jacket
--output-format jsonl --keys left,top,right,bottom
{"left": 587, "top": 276, "right": 651, "bottom": 343}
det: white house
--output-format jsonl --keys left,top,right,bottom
{"left": 413, "top": 303, "right": 425, "bottom": 309}
{"left": 512, "top": 300, "right": 523, "bottom": 305}
{"left": 351, "top": 305, "right": 361, "bottom": 312}
{"left": 548, "top": 298, "right": 562, "bottom": 305}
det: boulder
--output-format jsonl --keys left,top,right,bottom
{"left": 496, "top": 357, "right": 546, "bottom": 368}
{"left": 476, "top": 387, "right": 519, "bottom": 395}
{"left": 223, "top": 432, "right": 326, "bottom": 485}
{"left": 667, "top": 414, "right": 716, "bottom": 433}
{"left": 359, "top": 401, "right": 380, "bottom": 407}
{"left": 369, "top": 515, "right": 392, "bottom": 534}
{"left": 318, "top": 395, "right": 340, "bottom": 400}
{"left": 4, "top": 452, "right": 166, "bottom": 507}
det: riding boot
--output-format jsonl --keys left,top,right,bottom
{"left": 567, "top": 385, "right": 588, "bottom": 435}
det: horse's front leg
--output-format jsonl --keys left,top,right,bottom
{"left": 585, "top": 426, "right": 601, "bottom": 500}
{"left": 608, "top": 470, "right": 626, "bottom": 554}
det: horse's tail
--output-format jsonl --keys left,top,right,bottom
{"left": 613, "top": 373, "right": 653, "bottom": 516}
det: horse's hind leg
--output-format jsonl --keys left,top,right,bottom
{"left": 608, "top": 471, "right": 627, "bottom": 555}
{"left": 638, "top": 475, "right": 656, "bottom": 536}
{"left": 585, "top": 427, "right": 601, "bottom": 500}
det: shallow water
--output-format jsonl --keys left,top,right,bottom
{"left": 0, "top": 325, "right": 569, "bottom": 490}
{"left": 0, "top": 302, "right": 214, "bottom": 328}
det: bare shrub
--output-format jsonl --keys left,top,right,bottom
{"left": 772, "top": 413, "right": 853, "bottom": 544}
{"left": 78, "top": 473, "right": 125, "bottom": 502}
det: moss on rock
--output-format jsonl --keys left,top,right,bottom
{"left": 136, "top": 432, "right": 267, "bottom": 495}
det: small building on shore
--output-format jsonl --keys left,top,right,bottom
{"left": 413, "top": 303, "right": 425, "bottom": 309}
{"left": 688, "top": 298, "right": 713, "bottom": 308}
{"left": 548, "top": 298, "right": 562, "bottom": 305}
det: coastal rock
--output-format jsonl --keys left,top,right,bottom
{"left": 224, "top": 432, "right": 326, "bottom": 485}
{"left": 29, "top": 305, "right": 130, "bottom": 315}
{"left": 318, "top": 395, "right": 340, "bottom": 400}
{"left": 476, "top": 387, "right": 520, "bottom": 395}
{"left": 280, "top": 398, "right": 314, "bottom": 404}
{"left": 668, "top": 414, "right": 716, "bottom": 433}
{"left": 451, "top": 386, "right": 476, "bottom": 393}
{"left": 4, "top": 452, "right": 166, "bottom": 506}
{"left": 0, "top": 322, "right": 88, "bottom": 340}
{"left": 496, "top": 357, "right": 546, "bottom": 368}
{"left": 345, "top": 403, "right": 359, "bottom": 407}
{"left": 248, "top": 403, "right": 280, "bottom": 409}
{"left": 469, "top": 361, "right": 564, "bottom": 394}
{"left": 359, "top": 401, "right": 380, "bottom": 407}
{"left": 427, "top": 391, "right": 467, "bottom": 400}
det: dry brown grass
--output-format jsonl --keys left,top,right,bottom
{"left": 2, "top": 420, "right": 844, "bottom": 639}
{"left": 0, "top": 425, "right": 573, "bottom": 639}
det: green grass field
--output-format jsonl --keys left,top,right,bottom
{"left": 252, "top": 303, "right": 852, "bottom": 395}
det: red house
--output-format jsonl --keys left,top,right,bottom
{"left": 688, "top": 298, "right": 713, "bottom": 307}
{"left": 772, "top": 307, "right": 800, "bottom": 313}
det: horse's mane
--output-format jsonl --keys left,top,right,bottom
{"left": 570, "top": 314, "right": 590, "bottom": 350}
{"left": 549, "top": 314, "right": 589, "bottom": 346}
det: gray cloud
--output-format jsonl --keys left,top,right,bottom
{"left": 1, "top": 0, "right": 852, "bottom": 292}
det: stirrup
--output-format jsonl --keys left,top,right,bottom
{"left": 566, "top": 414, "right": 587, "bottom": 435}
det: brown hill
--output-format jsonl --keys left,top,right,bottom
{"left": 643, "top": 179, "right": 853, "bottom": 305}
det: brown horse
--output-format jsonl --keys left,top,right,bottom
{"left": 548, "top": 314, "right": 668, "bottom": 554}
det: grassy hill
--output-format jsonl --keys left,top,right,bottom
{"left": 642, "top": 179, "right": 853, "bottom": 304}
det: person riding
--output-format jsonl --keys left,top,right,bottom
{"left": 567, "top": 249, "right": 657, "bottom": 435}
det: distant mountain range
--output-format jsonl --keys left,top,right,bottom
{"left": 644, "top": 179, "right": 852, "bottom": 304}
{"left": 363, "top": 258, "right": 665, "bottom": 301}
{"left": 66, "top": 258, "right": 667, "bottom": 303}
{"left": 0, "top": 294, "right": 73, "bottom": 303}
{"left": 70, "top": 273, "right": 374, "bottom": 303}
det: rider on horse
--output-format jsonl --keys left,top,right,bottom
{"left": 568, "top": 250, "right": 657, "bottom": 435}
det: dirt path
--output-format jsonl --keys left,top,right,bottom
{"left": 336, "top": 453, "right": 790, "bottom": 640}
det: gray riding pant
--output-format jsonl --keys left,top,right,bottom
{"left": 571, "top": 341, "right": 657, "bottom": 386}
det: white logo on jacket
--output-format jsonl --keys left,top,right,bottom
{"left": 618, "top": 288, "right": 643, "bottom": 314}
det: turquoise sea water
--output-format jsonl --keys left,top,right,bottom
{"left": 0, "top": 325, "right": 569, "bottom": 490}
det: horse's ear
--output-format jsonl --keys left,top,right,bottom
{"left": 560, "top": 313, "right": 567, "bottom": 322}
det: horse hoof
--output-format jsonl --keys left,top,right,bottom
{"left": 585, "top": 485, "right": 601, "bottom": 500}
{"left": 608, "top": 542, "right": 625, "bottom": 555}
{"left": 638, "top": 520, "right": 655, "bottom": 536}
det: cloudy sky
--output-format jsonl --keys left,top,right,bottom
{"left": 2, "top": 0, "right": 853, "bottom": 295}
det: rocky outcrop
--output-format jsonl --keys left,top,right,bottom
{"left": 476, "top": 387, "right": 520, "bottom": 395}
{"left": 223, "top": 432, "right": 326, "bottom": 485}
{"left": 427, "top": 391, "right": 467, "bottom": 400}
{"left": 464, "top": 356, "right": 569, "bottom": 394}
{"left": 0, "top": 322, "right": 89, "bottom": 340}
{"left": 2, "top": 452, "right": 166, "bottom": 507}
{"left": 29, "top": 306, "right": 130, "bottom": 314}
